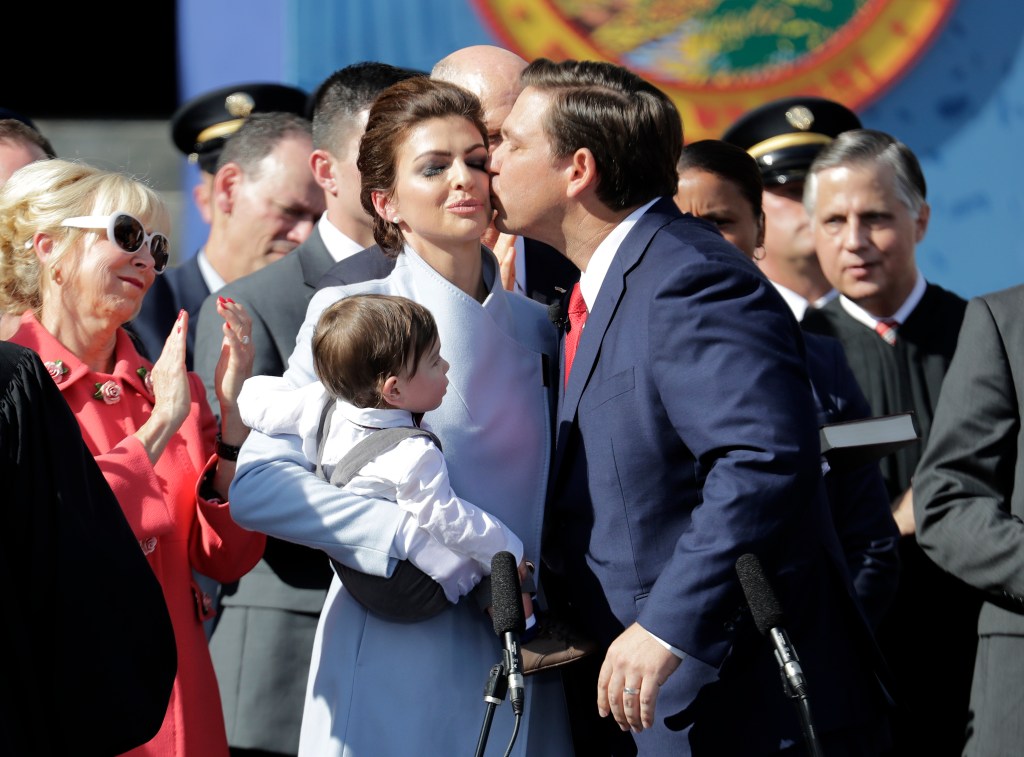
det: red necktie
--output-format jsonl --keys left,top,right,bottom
{"left": 875, "top": 318, "right": 899, "bottom": 346}
{"left": 564, "top": 282, "right": 588, "bottom": 387}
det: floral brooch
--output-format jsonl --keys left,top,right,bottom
{"left": 137, "top": 366, "right": 155, "bottom": 394}
{"left": 44, "top": 359, "right": 69, "bottom": 384}
{"left": 93, "top": 380, "right": 122, "bottom": 404}
{"left": 45, "top": 357, "right": 154, "bottom": 401}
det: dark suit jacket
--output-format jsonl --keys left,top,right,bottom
{"left": 545, "top": 198, "right": 889, "bottom": 754}
{"left": 0, "top": 342, "right": 176, "bottom": 755}
{"left": 804, "top": 331, "right": 900, "bottom": 629}
{"left": 315, "top": 243, "right": 397, "bottom": 290}
{"left": 914, "top": 285, "right": 1024, "bottom": 753}
{"left": 316, "top": 238, "right": 579, "bottom": 307}
{"left": 522, "top": 237, "right": 580, "bottom": 306}
{"left": 130, "top": 254, "right": 209, "bottom": 369}
{"left": 803, "top": 283, "right": 974, "bottom": 757}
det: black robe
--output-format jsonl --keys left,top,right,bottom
{"left": 0, "top": 341, "right": 177, "bottom": 755}
{"left": 804, "top": 282, "right": 980, "bottom": 757}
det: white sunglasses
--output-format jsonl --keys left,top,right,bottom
{"left": 60, "top": 211, "right": 169, "bottom": 274}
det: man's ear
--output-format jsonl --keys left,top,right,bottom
{"left": 757, "top": 210, "right": 766, "bottom": 248}
{"left": 914, "top": 202, "right": 930, "bottom": 243}
{"left": 310, "top": 149, "right": 335, "bottom": 194}
{"left": 213, "top": 163, "right": 242, "bottom": 215}
{"left": 565, "top": 148, "right": 598, "bottom": 199}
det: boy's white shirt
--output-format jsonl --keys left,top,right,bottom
{"left": 238, "top": 375, "right": 524, "bottom": 601}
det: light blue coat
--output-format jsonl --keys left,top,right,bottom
{"left": 230, "top": 246, "right": 573, "bottom": 756}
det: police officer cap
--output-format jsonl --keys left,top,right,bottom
{"left": 171, "top": 82, "right": 309, "bottom": 173}
{"left": 722, "top": 96, "right": 861, "bottom": 186}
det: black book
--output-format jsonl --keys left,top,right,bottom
{"left": 819, "top": 411, "right": 919, "bottom": 472}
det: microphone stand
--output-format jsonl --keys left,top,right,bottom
{"left": 771, "top": 629, "right": 824, "bottom": 757}
{"left": 735, "top": 553, "right": 824, "bottom": 757}
{"left": 474, "top": 662, "right": 507, "bottom": 757}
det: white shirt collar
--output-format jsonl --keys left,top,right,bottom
{"left": 318, "top": 213, "right": 370, "bottom": 263}
{"left": 770, "top": 281, "right": 838, "bottom": 321}
{"left": 812, "top": 287, "right": 838, "bottom": 310}
{"left": 196, "top": 248, "right": 226, "bottom": 293}
{"left": 336, "top": 399, "right": 417, "bottom": 431}
{"left": 771, "top": 281, "right": 811, "bottom": 321}
{"left": 838, "top": 270, "right": 926, "bottom": 328}
{"left": 577, "top": 198, "right": 660, "bottom": 310}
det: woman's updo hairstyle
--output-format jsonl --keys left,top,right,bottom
{"left": 357, "top": 77, "right": 486, "bottom": 256}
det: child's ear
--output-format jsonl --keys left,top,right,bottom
{"left": 380, "top": 375, "right": 403, "bottom": 407}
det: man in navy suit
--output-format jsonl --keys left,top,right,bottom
{"left": 489, "top": 58, "right": 891, "bottom": 755}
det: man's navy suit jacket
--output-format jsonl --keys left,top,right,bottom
{"left": 545, "top": 197, "right": 889, "bottom": 754}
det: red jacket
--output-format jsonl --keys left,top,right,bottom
{"left": 12, "top": 312, "right": 266, "bottom": 757}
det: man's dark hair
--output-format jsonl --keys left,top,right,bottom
{"left": 0, "top": 118, "right": 56, "bottom": 159}
{"left": 310, "top": 62, "right": 427, "bottom": 154}
{"left": 521, "top": 58, "right": 682, "bottom": 210}
{"left": 214, "top": 111, "right": 313, "bottom": 175}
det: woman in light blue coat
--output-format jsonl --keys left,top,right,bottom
{"left": 229, "top": 77, "right": 573, "bottom": 756}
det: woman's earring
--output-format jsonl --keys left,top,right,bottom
{"left": 50, "top": 267, "right": 62, "bottom": 283}
{"left": 392, "top": 215, "right": 401, "bottom": 224}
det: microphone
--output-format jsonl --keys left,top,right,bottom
{"left": 490, "top": 551, "right": 526, "bottom": 716}
{"left": 734, "top": 553, "right": 808, "bottom": 699}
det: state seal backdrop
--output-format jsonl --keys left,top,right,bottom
{"left": 472, "top": 0, "right": 957, "bottom": 140}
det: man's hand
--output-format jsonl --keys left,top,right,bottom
{"left": 493, "top": 232, "right": 517, "bottom": 292}
{"left": 597, "top": 622, "right": 682, "bottom": 733}
{"left": 892, "top": 486, "right": 915, "bottom": 536}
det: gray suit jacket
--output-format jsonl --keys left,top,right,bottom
{"left": 914, "top": 285, "right": 1024, "bottom": 753}
{"left": 915, "top": 285, "right": 1024, "bottom": 628}
{"left": 196, "top": 228, "right": 337, "bottom": 414}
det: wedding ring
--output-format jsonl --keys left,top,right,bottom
{"left": 241, "top": 335, "right": 250, "bottom": 345}
{"left": 623, "top": 686, "right": 640, "bottom": 696}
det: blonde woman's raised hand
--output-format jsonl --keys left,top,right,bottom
{"left": 213, "top": 296, "right": 255, "bottom": 413}
{"left": 135, "top": 309, "right": 192, "bottom": 464}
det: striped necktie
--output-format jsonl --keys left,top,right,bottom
{"left": 875, "top": 317, "right": 900, "bottom": 346}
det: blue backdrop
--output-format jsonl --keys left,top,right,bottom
{"left": 178, "top": 0, "right": 1024, "bottom": 300}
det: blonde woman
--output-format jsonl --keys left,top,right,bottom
{"left": 0, "top": 159, "right": 265, "bottom": 757}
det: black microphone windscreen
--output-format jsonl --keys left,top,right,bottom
{"left": 490, "top": 551, "right": 526, "bottom": 636}
{"left": 735, "top": 553, "right": 785, "bottom": 635}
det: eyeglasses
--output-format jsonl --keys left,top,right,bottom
{"left": 60, "top": 211, "right": 169, "bottom": 274}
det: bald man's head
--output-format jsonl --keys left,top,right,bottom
{"left": 432, "top": 45, "right": 528, "bottom": 151}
